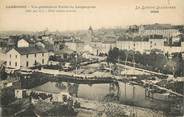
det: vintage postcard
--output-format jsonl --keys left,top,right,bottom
{"left": 0, "top": 0, "right": 184, "bottom": 117}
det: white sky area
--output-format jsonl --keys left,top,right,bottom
{"left": 0, "top": 0, "right": 184, "bottom": 31}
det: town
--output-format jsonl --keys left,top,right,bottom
{"left": 0, "top": 23, "right": 184, "bottom": 117}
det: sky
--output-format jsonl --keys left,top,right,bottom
{"left": 0, "top": 0, "right": 184, "bottom": 31}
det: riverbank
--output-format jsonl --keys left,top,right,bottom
{"left": 75, "top": 98, "right": 166, "bottom": 117}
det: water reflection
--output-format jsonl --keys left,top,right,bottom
{"left": 52, "top": 81, "right": 169, "bottom": 111}
{"left": 67, "top": 83, "right": 79, "bottom": 97}
{"left": 104, "top": 82, "right": 120, "bottom": 101}
{"left": 55, "top": 82, "right": 79, "bottom": 97}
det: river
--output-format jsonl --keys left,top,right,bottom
{"left": 33, "top": 81, "right": 170, "bottom": 112}
{"left": 78, "top": 82, "right": 170, "bottom": 111}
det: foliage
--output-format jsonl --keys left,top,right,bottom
{"left": 107, "top": 47, "right": 184, "bottom": 76}
{"left": 0, "top": 65, "right": 7, "bottom": 80}
{"left": 1, "top": 88, "right": 15, "bottom": 106}
{"left": 166, "top": 81, "right": 184, "bottom": 94}
{"left": 107, "top": 47, "right": 120, "bottom": 64}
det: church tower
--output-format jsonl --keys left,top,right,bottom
{"left": 88, "top": 26, "right": 94, "bottom": 42}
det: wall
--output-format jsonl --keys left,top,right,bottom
{"left": 116, "top": 41, "right": 132, "bottom": 50}
{"left": 149, "top": 39, "right": 165, "bottom": 51}
{"left": 6, "top": 49, "right": 21, "bottom": 69}
{"left": 102, "top": 43, "right": 116, "bottom": 54}
{"left": 116, "top": 41, "right": 150, "bottom": 53}
{"left": 139, "top": 29, "right": 180, "bottom": 37}
{"left": 20, "top": 52, "right": 49, "bottom": 68}
{"left": 116, "top": 39, "right": 168, "bottom": 53}
{"left": 17, "top": 39, "right": 29, "bottom": 48}
{"left": 134, "top": 41, "right": 150, "bottom": 53}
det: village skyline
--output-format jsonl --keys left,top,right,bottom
{"left": 0, "top": 0, "right": 184, "bottom": 31}
{"left": 0, "top": 23, "right": 184, "bottom": 34}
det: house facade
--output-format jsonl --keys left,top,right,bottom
{"left": 139, "top": 29, "right": 180, "bottom": 37}
{"left": 116, "top": 40, "right": 150, "bottom": 53}
{"left": 65, "top": 40, "right": 84, "bottom": 52}
{"left": 6, "top": 47, "right": 49, "bottom": 69}
{"left": 139, "top": 24, "right": 180, "bottom": 37}
{"left": 17, "top": 39, "right": 29, "bottom": 47}
{"left": 149, "top": 39, "right": 166, "bottom": 51}
{"left": 116, "top": 38, "right": 168, "bottom": 53}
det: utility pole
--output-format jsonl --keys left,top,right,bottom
{"left": 75, "top": 53, "right": 78, "bottom": 75}
{"left": 132, "top": 85, "right": 136, "bottom": 117}
{"left": 132, "top": 34, "right": 136, "bottom": 117}
{"left": 125, "top": 82, "right": 127, "bottom": 98}
{"left": 124, "top": 46, "right": 128, "bottom": 99}
{"left": 117, "top": 56, "right": 120, "bottom": 75}
{"left": 75, "top": 38, "right": 78, "bottom": 75}
{"left": 133, "top": 34, "right": 136, "bottom": 75}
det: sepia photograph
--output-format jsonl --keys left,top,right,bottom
{"left": 0, "top": 0, "right": 184, "bottom": 116}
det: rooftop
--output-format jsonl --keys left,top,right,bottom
{"left": 14, "top": 46, "right": 47, "bottom": 55}
{"left": 20, "top": 38, "right": 35, "bottom": 44}
{"left": 142, "top": 23, "right": 174, "bottom": 30}
{"left": 55, "top": 46, "right": 74, "bottom": 55}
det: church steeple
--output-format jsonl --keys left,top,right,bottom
{"left": 88, "top": 26, "right": 94, "bottom": 42}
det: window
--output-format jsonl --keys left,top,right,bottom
{"left": 35, "top": 54, "right": 37, "bottom": 57}
{"left": 34, "top": 60, "right": 37, "bottom": 65}
{"left": 154, "top": 43, "right": 156, "bottom": 46}
{"left": 10, "top": 54, "right": 11, "bottom": 58}
{"left": 15, "top": 62, "right": 17, "bottom": 66}
{"left": 42, "top": 53, "right": 44, "bottom": 57}
{"left": 26, "top": 61, "right": 29, "bottom": 67}
{"left": 9, "top": 61, "right": 11, "bottom": 66}
{"left": 15, "top": 55, "right": 17, "bottom": 58}
{"left": 42, "top": 59, "right": 44, "bottom": 64}
{"left": 26, "top": 54, "right": 29, "bottom": 58}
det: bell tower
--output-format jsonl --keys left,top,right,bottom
{"left": 88, "top": 26, "right": 94, "bottom": 42}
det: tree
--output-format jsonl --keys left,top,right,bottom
{"left": 107, "top": 47, "right": 120, "bottom": 64}
{"left": 0, "top": 65, "right": 7, "bottom": 80}
{"left": 134, "top": 51, "right": 142, "bottom": 64}
{"left": 172, "top": 53, "right": 183, "bottom": 76}
{"left": 119, "top": 50, "right": 127, "bottom": 61}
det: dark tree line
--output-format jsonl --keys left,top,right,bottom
{"left": 107, "top": 47, "right": 184, "bottom": 77}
